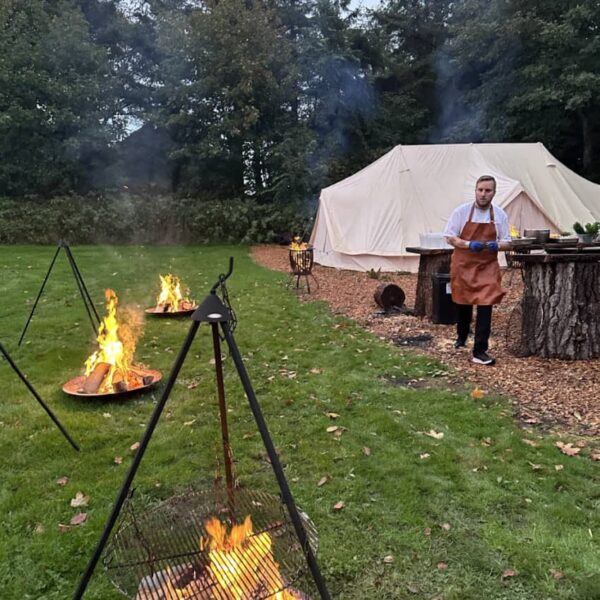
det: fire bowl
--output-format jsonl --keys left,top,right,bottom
{"left": 62, "top": 368, "right": 162, "bottom": 399}
{"left": 145, "top": 306, "right": 198, "bottom": 318}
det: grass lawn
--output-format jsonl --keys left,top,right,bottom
{"left": 0, "top": 245, "right": 599, "bottom": 600}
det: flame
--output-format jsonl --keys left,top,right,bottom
{"left": 156, "top": 274, "right": 193, "bottom": 312}
{"left": 203, "top": 516, "right": 294, "bottom": 600}
{"left": 84, "top": 289, "right": 131, "bottom": 392}
{"left": 289, "top": 236, "right": 308, "bottom": 251}
{"left": 509, "top": 224, "right": 520, "bottom": 238}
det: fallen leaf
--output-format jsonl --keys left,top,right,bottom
{"left": 333, "top": 427, "right": 347, "bottom": 438}
{"left": 501, "top": 568, "right": 516, "bottom": 579}
{"left": 187, "top": 382, "right": 199, "bottom": 389}
{"left": 383, "top": 555, "right": 394, "bottom": 563}
{"left": 362, "top": 447, "right": 371, "bottom": 456}
{"left": 424, "top": 527, "right": 432, "bottom": 536}
{"left": 590, "top": 450, "right": 600, "bottom": 461}
{"left": 56, "top": 476, "right": 68, "bottom": 487}
{"left": 425, "top": 430, "right": 444, "bottom": 440}
{"left": 522, "top": 439, "right": 539, "bottom": 447}
{"left": 324, "top": 412, "right": 339, "bottom": 419}
{"left": 528, "top": 462, "right": 542, "bottom": 471}
{"left": 317, "top": 476, "right": 330, "bottom": 487}
{"left": 326, "top": 426, "right": 339, "bottom": 433}
{"left": 555, "top": 464, "right": 564, "bottom": 471}
{"left": 58, "top": 523, "right": 70, "bottom": 533}
{"left": 310, "top": 368, "right": 324, "bottom": 374}
{"left": 471, "top": 387, "right": 486, "bottom": 399}
{"left": 550, "top": 569, "right": 563, "bottom": 579}
{"left": 34, "top": 523, "right": 45, "bottom": 535}
{"left": 114, "top": 456, "right": 123, "bottom": 465}
{"left": 70, "top": 512, "right": 88, "bottom": 526}
{"left": 70, "top": 492, "right": 89, "bottom": 508}
{"left": 436, "top": 561, "right": 448, "bottom": 571}
{"left": 102, "top": 412, "right": 112, "bottom": 418}
{"left": 130, "top": 442, "right": 140, "bottom": 452}
{"left": 333, "top": 501, "right": 345, "bottom": 511}
{"left": 420, "top": 453, "right": 430, "bottom": 459}
{"left": 556, "top": 441, "right": 580, "bottom": 456}
{"left": 183, "top": 419, "right": 196, "bottom": 427}
{"left": 441, "top": 522, "right": 451, "bottom": 531}
{"left": 481, "top": 437, "right": 493, "bottom": 446}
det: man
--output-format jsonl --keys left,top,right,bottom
{"left": 444, "top": 175, "right": 512, "bottom": 365}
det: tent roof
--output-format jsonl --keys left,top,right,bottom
{"left": 316, "top": 143, "right": 600, "bottom": 256}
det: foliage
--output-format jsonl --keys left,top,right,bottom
{"left": 1, "top": 246, "right": 599, "bottom": 599}
{"left": 573, "top": 221, "right": 600, "bottom": 235}
{"left": 0, "top": 194, "right": 312, "bottom": 245}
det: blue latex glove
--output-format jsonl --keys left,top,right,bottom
{"left": 468, "top": 241, "right": 485, "bottom": 252}
{"left": 486, "top": 241, "right": 499, "bottom": 251}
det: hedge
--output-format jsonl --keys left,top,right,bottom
{"left": 0, "top": 194, "right": 313, "bottom": 245}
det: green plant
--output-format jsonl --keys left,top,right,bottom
{"left": 573, "top": 221, "right": 600, "bottom": 236}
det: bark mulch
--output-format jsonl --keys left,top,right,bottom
{"left": 252, "top": 244, "right": 600, "bottom": 438}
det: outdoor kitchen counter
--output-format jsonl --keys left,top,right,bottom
{"left": 512, "top": 249, "right": 600, "bottom": 359}
{"left": 405, "top": 247, "right": 453, "bottom": 319}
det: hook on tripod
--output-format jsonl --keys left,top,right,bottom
{"left": 210, "top": 256, "right": 234, "bottom": 294}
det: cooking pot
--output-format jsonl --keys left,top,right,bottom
{"left": 523, "top": 229, "right": 550, "bottom": 243}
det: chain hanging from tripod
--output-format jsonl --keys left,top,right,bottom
{"left": 210, "top": 257, "right": 237, "bottom": 336}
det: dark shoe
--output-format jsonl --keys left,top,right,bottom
{"left": 454, "top": 338, "right": 467, "bottom": 349}
{"left": 472, "top": 351, "right": 495, "bottom": 365}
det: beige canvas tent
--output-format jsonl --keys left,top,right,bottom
{"left": 310, "top": 143, "right": 600, "bottom": 272}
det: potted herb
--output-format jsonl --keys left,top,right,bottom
{"left": 573, "top": 221, "right": 600, "bottom": 243}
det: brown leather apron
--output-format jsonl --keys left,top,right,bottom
{"left": 450, "top": 203, "right": 506, "bottom": 305}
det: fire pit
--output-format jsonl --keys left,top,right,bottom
{"left": 146, "top": 274, "right": 198, "bottom": 317}
{"left": 63, "top": 289, "right": 161, "bottom": 398}
{"left": 104, "top": 486, "right": 316, "bottom": 600}
{"left": 288, "top": 238, "right": 317, "bottom": 293}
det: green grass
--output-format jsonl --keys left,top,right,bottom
{"left": 0, "top": 245, "right": 599, "bottom": 599}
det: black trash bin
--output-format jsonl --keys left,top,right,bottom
{"left": 431, "top": 273, "right": 457, "bottom": 324}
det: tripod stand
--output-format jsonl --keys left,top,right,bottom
{"left": 0, "top": 342, "right": 79, "bottom": 451}
{"left": 18, "top": 240, "right": 100, "bottom": 346}
{"left": 73, "top": 258, "right": 330, "bottom": 599}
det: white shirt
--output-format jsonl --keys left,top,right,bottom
{"left": 444, "top": 202, "right": 511, "bottom": 241}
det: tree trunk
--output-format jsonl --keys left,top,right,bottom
{"left": 522, "top": 262, "right": 600, "bottom": 359}
{"left": 414, "top": 253, "right": 451, "bottom": 318}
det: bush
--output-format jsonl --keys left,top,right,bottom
{"left": 0, "top": 193, "right": 313, "bottom": 245}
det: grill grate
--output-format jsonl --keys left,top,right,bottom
{"left": 104, "top": 487, "right": 317, "bottom": 600}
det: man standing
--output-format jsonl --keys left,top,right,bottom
{"left": 444, "top": 175, "right": 512, "bottom": 365}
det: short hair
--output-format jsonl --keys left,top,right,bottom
{"left": 476, "top": 175, "right": 496, "bottom": 189}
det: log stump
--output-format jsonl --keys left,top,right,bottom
{"left": 521, "top": 261, "right": 600, "bottom": 359}
{"left": 374, "top": 284, "right": 405, "bottom": 310}
{"left": 414, "top": 253, "right": 451, "bottom": 319}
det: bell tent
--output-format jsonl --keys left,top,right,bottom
{"left": 310, "top": 143, "right": 600, "bottom": 272}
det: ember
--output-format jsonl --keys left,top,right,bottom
{"left": 147, "top": 274, "right": 197, "bottom": 315}
{"left": 63, "top": 289, "right": 160, "bottom": 397}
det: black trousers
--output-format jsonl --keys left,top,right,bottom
{"left": 456, "top": 304, "right": 492, "bottom": 354}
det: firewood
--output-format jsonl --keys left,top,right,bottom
{"left": 142, "top": 375, "right": 154, "bottom": 386}
{"left": 112, "top": 370, "right": 128, "bottom": 393}
{"left": 83, "top": 363, "right": 110, "bottom": 394}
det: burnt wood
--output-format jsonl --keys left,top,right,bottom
{"left": 521, "top": 261, "right": 600, "bottom": 359}
{"left": 405, "top": 247, "right": 453, "bottom": 318}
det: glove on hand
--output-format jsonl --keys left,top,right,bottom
{"left": 468, "top": 241, "right": 485, "bottom": 252}
{"left": 485, "top": 241, "right": 499, "bottom": 251}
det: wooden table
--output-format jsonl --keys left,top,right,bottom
{"left": 405, "top": 247, "right": 453, "bottom": 319}
{"left": 512, "top": 248, "right": 600, "bottom": 359}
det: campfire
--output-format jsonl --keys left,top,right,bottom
{"left": 104, "top": 488, "right": 315, "bottom": 600}
{"left": 63, "top": 289, "right": 161, "bottom": 397}
{"left": 146, "top": 274, "right": 197, "bottom": 316}
{"left": 288, "top": 237, "right": 313, "bottom": 277}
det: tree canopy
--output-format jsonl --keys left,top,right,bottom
{"left": 1, "top": 0, "right": 599, "bottom": 200}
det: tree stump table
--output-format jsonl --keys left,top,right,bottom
{"left": 516, "top": 251, "right": 600, "bottom": 359}
{"left": 405, "top": 247, "right": 453, "bottom": 319}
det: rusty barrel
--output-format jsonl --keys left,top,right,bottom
{"left": 374, "top": 283, "right": 405, "bottom": 310}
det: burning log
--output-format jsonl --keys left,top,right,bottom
{"left": 148, "top": 274, "right": 197, "bottom": 315}
{"left": 83, "top": 362, "right": 110, "bottom": 394}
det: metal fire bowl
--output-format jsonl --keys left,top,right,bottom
{"left": 103, "top": 486, "right": 318, "bottom": 600}
{"left": 62, "top": 368, "right": 162, "bottom": 399}
{"left": 145, "top": 307, "right": 198, "bottom": 318}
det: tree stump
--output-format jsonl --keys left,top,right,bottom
{"left": 414, "top": 253, "right": 451, "bottom": 318}
{"left": 522, "top": 261, "right": 600, "bottom": 359}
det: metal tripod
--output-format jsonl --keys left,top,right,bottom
{"left": 0, "top": 342, "right": 79, "bottom": 451}
{"left": 72, "top": 258, "right": 330, "bottom": 599}
{"left": 18, "top": 240, "right": 100, "bottom": 346}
